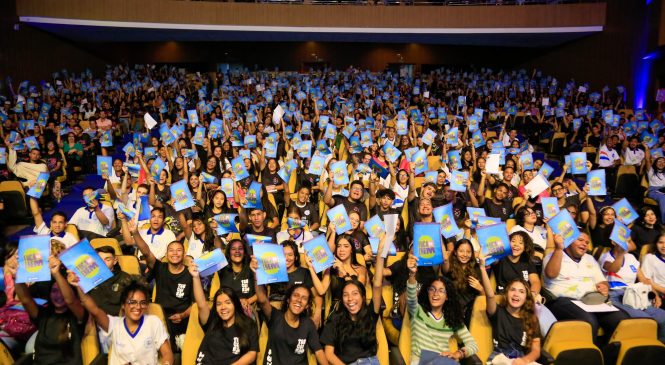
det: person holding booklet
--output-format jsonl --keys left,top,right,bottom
{"left": 284, "top": 181, "right": 321, "bottom": 233}
{"left": 69, "top": 187, "right": 116, "bottom": 239}
{"left": 68, "top": 276, "right": 173, "bottom": 365}
{"left": 217, "top": 239, "right": 257, "bottom": 316}
{"left": 188, "top": 263, "right": 259, "bottom": 365}
{"left": 121, "top": 207, "right": 177, "bottom": 262}
{"left": 29, "top": 196, "right": 77, "bottom": 248}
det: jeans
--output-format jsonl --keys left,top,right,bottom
{"left": 609, "top": 289, "right": 665, "bottom": 343}
{"left": 349, "top": 355, "right": 380, "bottom": 365}
{"left": 647, "top": 187, "right": 665, "bottom": 223}
{"left": 546, "top": 296, "right": 629, "bottom": 345}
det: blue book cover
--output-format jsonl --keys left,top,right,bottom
{"left": 450, "top": 170, "right": 468, "bottom": 192}
{"left": 547, "top": 210, "right": 580, "bottom": 248}
{"left": 382, "top": 142, "right": 402, "bottom": 163}
{"left": 324, "top": 124, "right": 337, "bottom": 140}
{"left": 245, "top": 234, "right": 272, "bottom": 246}
{"left": 231, "top": 156, "right": 250, "bottom": 181}
{"left": 201, "top": 172, "right": 217, "bottom": 184}
{"left": 244, "top": 135, "right": 257, "bottom": 149}
{"left": 243, "top": 181, "right": 263, "bottom": 210}
{"left": 587, "top": 169, "right": 607, "bottom": 196}
{"left": 193, "top": 127, "right": 206, "bottom": 146}
{"left": 117, "top": 202, "right": 135, "bottom": 221}
{"left": 195, "top": 248, "right": 229, "bottom": 277}
{"left": 472, "top": 129, "right": 485, "bottom": 148}
{"left": 209, "top": 120, "right": 223, "bottom": 139}
{"left": 477, "top": 216, "right": 502, "bottom": 227}
{"left": 137, "top": 195, "right": 151, "bottom": 221}
{"left": 24, "top": 136, "right": 39, "bottom": 151}
{"left": 467, "top": 207, "right": 486, "bottom": 223}
{"left": 365, "top": 215, "right": 386, "bottom": 238}
{"left": 307, "top": 155, "right": 326, "bottom": 176}
{"left": 360, "top": 130, "right": 373, "bottom": 147}
{"left": 143, "top": 147, "right": 156, "bottom": 158}
{"left": 303, "top": 235, "right": 335, "bottom": 273}
{"left": 433, "top": 203, "right": 460, "bottom": 239}
{"left": 422, "top": 129, "right": 436, "bottom": 146}
{"left": 100, "top": 130, "right": 113, "bottom": 147}
{"left": 368, "top": 237, "right": 397, "bottom": 257}
{"left": 570, "top": 152, "right": 587, "bottom": 174}
{"left": 447, "top": 150, "right": 462, "bottom": 170}
{"left": 326, "top": 205, "right": 352, "bottom": 235}
{"left": 396, "top": 118, "right": 408, "bottom": 136}
{"left": 612, "top": 198, "right": 638, "bottom": 225}
{"left": 170, "top": 180, "right": 196, "bottom": 211}
{"left": 369, "top": 158, "right": 389, "bottom": 179}
{"left": 298, "top": 140, "right": 312, "bottom": 159}
{"left": 641, "top": 131, "right": 658, "bottom": 149}
{"left": 19, "top": 119, "right": 34, "bottom": 131}
{"left": 412, "top": 149, "right": 428, "bottom": 175}
{"left": 541, "top": 197, "right": 560, "bottom": 219}
{"left": 16, "top": 235, "right": 51, "bottom": 284}
{"left": 97, "top": 156, "right": 112, "bottom": 176}
{"left": 468, "top": 115, "right": 479, "bottom": 133}
{"left": 287, "top": 218, "right": 307, "bottom": 229}
{"left": 238, "top": 149, "right": 251, "bottom": 160}
{"left": 220, "top": 178, "right": 234, "bottom": 198}
{"left": 610, "top": 221, "right": 631, "bottom": 251}
{"left": 59, "top": 238, "right": 113, "bottom": 293}
{"left": 301, "top": 122, "right": 312, "bottom": 136}
{"left": 476, "top": 223, "right": 512, "bottom": 266}
{"left": 254, "top": 243, "right": 289, "bottom": 285}
{"left": 182, "top": 148, "right": 196, "bottom": 160}
{"left": 424, "top": 171, "right": 438, "bottom": 184}
{"left": 404, "top": 147, "right": 419, "bottom": 162}
{"left": 319, "top": 115, "right": 330, "bottom": 129}
{"left": 150, "top": 158, "right": 166, "bottom": 179}
{"left": 27, "top": 172, "right": 50, "bottom": 199}
{"left": 187, "top": 109, "right": 199, "bottom": 125}
{"left": 330, "top": 161, "right": 350, "bottom": 186}
{"left": 446, "top": 127, "right": 459, "bottom": 146}
{"left": 413, "top": 223, "right": 444, "bottom": 266}
{"left": 539, "top": 162, "right": 554, "bottom": 179}
{"left": 213, "top": 214, "right": 239, "bottom": 234}
{"left": 0, "top": 147, "right": 6, "bottom": 164}
{"left": 458, "top": 95, "right": 466, "bottom": 106}
{"left": 122, "top": 142, "right": 135, "bottom": 157}
{"left": 520, "top": 153, "right": 534, "bottom": 170}
{"left": 159, "top": 124, "right": 175, "bottom": 146}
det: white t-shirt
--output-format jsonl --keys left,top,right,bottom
{"left": 392, "top": 183, "right": 410, "bottom": 209}
{"left": 642, "top": 253, "right": 665, "bottom": 289}
{"left": 598, "top": 145, "right": 620, "bottom": 168}
{"left": 276, "top": 230, "right": 314, "bottom": 253}
{"left": 185, "top": 232, "right": 210, "bottom": 260}
{"left": 140, "top": 227, "right": 177, "bottom": 260}
{"left": 623, "top": 148, "right": 645, "bottom": 167}
{"left": 598, "top": 251, "right": 640, "bottom": 289}
{"left": 33, "top": 222, "right": 78, "bottom": 248}
{"left": 510, "top": 225, "right": 547, "bottom": 251}
{"left": 107, "top": 314, "right": 169, "bottom": 365}
{"left": 647, "top": 170, "right": 665, "bottom": 188}
{"left": 543, "top": 251, "right": 606, "bottom": 300}
{"left": 69, "top": 204, "right": 116, "bottom": 236}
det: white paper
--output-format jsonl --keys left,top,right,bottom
{"left": 256, "top": 84, "right": 265, "bottom": 92}
{"left": 541, "top": 97, "right": 549, "bottom": 106}
{"left": 571, "top": 300, "right": 619, "bottom": 313}
{"left": 524, "top": 174, "right": 550, "bottom": 198}
{"left": 486, "top": 154, "right": 501, "bottom": 174}
{"left": 272, "top": 105, "right": 285, "bottom": 124}
{"left": 144, "top": 112, "right": 158, "bottom": 129}
{"left": 578, "top": 86, "right": 587, "bottom": 93}
{"left": 382, "top": 214, "right": 398, "bottom": 259}
{"left": 423, "top": 91, "right": 430, "bottom": 98}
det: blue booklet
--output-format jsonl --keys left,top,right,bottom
{"left": 0, "top": 147, "right": 5, "bottom": 164}
{"left": 570, "top": 152, "right": 587, "bottom": 174}
{"left": 254, "top": 243, "right": 288, "bottom": 285}
{"left": 244, "top": 135, "right": 257, "bottom": 149}
{"left": 476, "top": 223, "right": 511, "bottom": 266}
{"left": 303, "top": 235, "right": 335, "bottom": 273}
{"left": 245, "top": 234, "right": 272, "bottom": 246}
{"left": 326, "top": 205, "right": 352, "bottom": 235}
{"left": 231, "top": 156, "right": 250, "bottom": 181}
{"left": 122, "top": 142, "right": 136, "bottom": 157}
{"left": 97, "top": 156, "right": 112, "bottom": 176}
{"left": 472, "top": 129, "right": 485, "bottom": 148}
{"left": 159, "top": 124, "right": 176, "bottom": 146}
{"left": 413, "top": 223, "right": 443, "bottom": 266}
{"left": 287, "top": 218, "right": 307, "bottom": 229}
{"left": 446, "top": 127, "right": 459, "bottom": 146}
{"left": 243, "top": 181, "right": 263, "bottom": 209}
{"left": 193, "top": 127, "right": 206, "bottom": 146}
{"left": 520, "top": 153, "right": 534, "bottom": 170}
{"left": 170, "top": 180, "right": 196, "bottom": 211}
{"left": 365, "top": 215, "right": 386, "bottom": 238}
{"left": 307, "top": 155, "right": 326, "bottom": 176}
{"left": 422, "top": 129, "right": 436, "bottom": 146}
{"left": 219, "top": 178, "right": 234, "bottom": 198}
{"left": 539, "top": 162, "right": 554, "bottom": 179}
{"left": 16, "top": 235, "right": 51, "bottom": 284}
{"left": 298, "top": 140, "right": 312, "bottom": 159}
{"left": 467, "top": 207, "right": 486, "bottom": 223}
{"left": 137, "top": 195, "right": 151, "bottom": 221}
{"left": 448, "top": 150, "right": 462, "bottom": 170}
{"left": 213, "top": 214, "right": 239, "bottom": 234}
{"left": 547, "top": 209, "right": 580, "bottom": 248}
{"left": 382, "top": 142, "right": 402, "bottom": 163}
{"left": 187, "top": 109, "right": 199, "bottom": 125}
{"left": 369, "top": 159, "right": 389, "bottom": 179}
{"left": 587, "top": 169, "right": 607, "bottom": 196}
{"left": 144, "top": 147, "right": 156, "bottom": 158}
{"left": 100, "top": 130, "right": 113, "bottom": 147}
{"left": 195, "top": 248, "right": 229, "bottom": 277}
{"left": 432, "top": 203, "right": 460, "bottom": 239}
{"left": 610, "top": 221, "right": 631, "bottom": 251}
{"left": 612, "top": 198, "right": 638, "bottom": 225}
{"left": 150, "top": 158, "right": 166, "bottom": 179}
{"left": 59, "top": 238, "right": 113, "bottom": 293}
{"left": 477, "top": 216, "right": 502, "bottom": 227}
{"left": 412, "top": 149, "right": 428, "bottom": 175}
{"left": 200, "top": 172, "right": 217, "bottom": 184}
{"left": 424, "top": 171, "right": 438, "bottom": 184}
{"left": 369, "top": 237, "right": 397, "bottom": 257}
{"left": 450, "top": 170, "right": 468, "bottom": 192}
{"left": 330, "top": 161, "right": 350, "bottom": 186}
{"left": 27, "top": 172, "right": 50, "bottom": 199}
{"left": 541, "top": 197, "right": 560, "bottom": 219}
{"left": 117, "top": 202, "right": 135, "bottom": 221}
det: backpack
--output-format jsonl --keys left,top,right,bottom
{"left": 622, "top": 283, "right": 651, "bottom": 310}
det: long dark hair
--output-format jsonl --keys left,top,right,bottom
{"left": 210, "top": 286, "right": 256, "bottom": 353}
{"left": 224, "top": 239, "right": 250, "bottom": 268}
{"left": 448, "top": 239, "right": 480, "bottom": 291}
{"left": 191, "top": 213, "right": 216, "bottom": 253}
{"left": 281, "top": 240, "right": 301, "bottom": 268}
{"left": 417, "top": 276, "right": 464, "bottom": 330}
{"left": 281, "top": 284, "right": 313, "bottom": 319}
{"left": 334, "top": 280, "right": 377, "bottom": 352}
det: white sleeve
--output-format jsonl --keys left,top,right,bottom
{"left": 34, "top": 221, "right": 50, "bottom": 235}
{"left": 589, "top": 258, "right": 607, "bottom": 284}
{"left": 69, "top": 208, "right": 84, "bottom": 227}
{"left": 642, "top": 255, "right": 656, "bottom": 279}
{"left": 151, "top": 316, "right": 169, "bottom": 351}
{"left": 102, "top": 205, "right": 116, "bottom": 229}
{"left": 597, "top": 252, "right": 614, "bottom": 274}
{"left": 106, "top": 315, "right": 120, "bottom": 336}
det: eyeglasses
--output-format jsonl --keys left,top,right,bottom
{"left": 552, "top": 188, "right": 564, "bottom": 193}
{"left": 126, "top": 300, "right": 149, "bottom": 308}
{"left": 525, "top": 210, "right": 536, "bottom": 216}
{"left": 427, "top": 287, "right": 447, "bottom": 295}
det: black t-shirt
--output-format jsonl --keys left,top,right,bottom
{"left": 33, "top": 307, "right": 87, "bottom": 365}
{"left": 483, "top": 199, "right": 513, "bottom": 221}
{"left": 349, "top": 230, "right": 370, "bottom": 254}
{"left": 153, "top": 260, "right": 193, "bottom": 315}
{"left": 261, "top": 170, "right": 282, "bottom": 190}
{"left": 289, "top": 201, "right": 320, "bottom": 228}
{"left": 489, "top": 306, "right": 534, "bottom": 353}
{"left": 264, "top": 308, "right": 322, "bottom": 365}
{"left": 493, "top": 257, "right": 537, "bottom": 293}
{"left": 333, "top": 196, "right": 368, "bottom": 222}
{"left": 197, "top": 317, "right": 259, "bottom": 365}
{"left": 218, "top": 265, "right": 256, "bottom": 299}
{"left": 320, "top": 300, "right": 379, "bottom": 364}
{"left": 87, "top": 270, "right": 134, "bottom": 316}
{"left": 268, "top": 267, "right": 313, "bottom": 302}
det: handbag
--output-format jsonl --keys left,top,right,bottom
{"left": 0, "top": 304, "right": 37, "bottom": 341}
{"left": 580, "top": 291, "right": 608, "bottom": 305}
{"left": 622, "top": 283, "right": 651, "bottom": 310}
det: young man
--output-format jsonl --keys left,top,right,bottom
{"left": 29, "top": 196, "right": 78, "bottom": 248}
{"left": 69, "top": 187, "right": 116, "bottom": 239}
{"left": 284, "top": 181, "right": 320, "bottom": 232}
{"left": 121, "top": 207, "right": 176, "bottom": 261}
{"left": 479, "top": 182, "right": 514, "bottom": 221}
{"left": 5, "top": 144, "right": 48, "bottom": 187}
{"left": 122, "top": 216, "right": 192, "bottom": 353}
{"left": 239, "top": 205, "right": 278, "bottom": 243}
{"left": 324, "top": 179, "right": 368, "bottom": 223}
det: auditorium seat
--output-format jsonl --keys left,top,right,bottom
{"left": 376, "top": 318, "right": 390, "bottom": 365}
{"left": 0, "top": 180, "right": 28, "bottom": 223}
{"left": 604, "top": 318, "right": 665, "bottom": 365}
{"left": 117, "top": 255, "right": 140, "bottom": 275}
{"left": 90, "top": 237, "right": 122, "bottom": 255}
{"left": 182, "top": 304, "right": 206, "bottom": 365}
{"left": 543, "top": 321, "right": 603, "bottom": 365}
{"left": 81, "top": 316, "right": 100, "bottom": 365}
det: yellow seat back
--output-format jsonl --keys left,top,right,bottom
{"left": 468, "top": 296, "right": 493, "bottom": 362}
{"left": 610, "top": 318, "right": 665, "bottom": 365}
{"left": 543, "top": 320, "right": 601, "bottom": 362}
{"left": 117, "top": 255, "right": 140, "bottom": 275}
{"left": 209, "top": 272, "right": 220, "bottom": 302}
{"left": 90, "top": 237, "right": 122, "bottom": 256}
{"left": 257, "top": 322, "right": 269, "bottom": 365}
{"left": 182, "top": 304, "right": 206, "bottom": 365}
{"left": 376, "top": 318, "right": 389, "bottom": 365}
{"left": 398, "top": 310, "right": 412, "bottom": 364}
{"left": 81, "top": 316, "right": 99, "bottom": 365}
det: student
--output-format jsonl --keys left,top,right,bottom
{"left": 189, "top": 264, "right": 258, "bottom": 365}
{"left": 443, "top": 239, "right": 483, "bottom": 326}
{"left": 284, "top": 181, "right": 320, "bottom": 232}
{"left": 121, "top": 207, "right": 177, "bottom": 261}
{"left": 29, "top": 196, "right": 78, "bottom": 248}
{"left": 8, "top": 254, "right": 86, "bottom": 365}
{"left": 239, "top": 206, "right": 278, "bottom": 244}
{"left": 178, "top": 211, "right": 221, "bottom": 261}
{"left": 217, "top": 239, "right": 257, "bottom": 315}
{"left": 320, "top": 234, "right": 387, "bottom": 365}
{"left": 642, "top": 234, "right": 665, "bottom": 305}
{"left": 276, "top": 206, "right": 314, "bottom": 249}
{"left": 69, "top": 277, "right": 173, "bottom": 365}
{"left": 122, "top": 217, "right": 192, "bottom": 352}
{"left": 69, "top": 187, "right": 116, "bottom": 239}
{"left": 405, "top": 251, "right": 479, "bottom": 364}
{"left": 323, "top": 179, "right": 369, "bottom": 224}
{"left": 87, "top": 245, "right": 135, "bottom": 316}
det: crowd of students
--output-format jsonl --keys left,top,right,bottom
{"left": 1, "top": 63, "right": 665, "bottom": 365}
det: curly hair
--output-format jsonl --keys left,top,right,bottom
{"left": 224, "top": 239, "right": 250, "bottom": 268}
{"left": 448, "top": 239, "right": 479, "bottom": 292}
{"left": 502, "top": 278, "right": 541, "bottom": 349}
{"left": 509, "top": 231, "right": 535, "bottom": 262}
{"left": 334, "top": 280, "right": 377, "bottom": 353}
{"left": 417, "top": 276, "right": 465, "bottom": 330}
